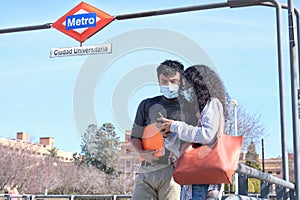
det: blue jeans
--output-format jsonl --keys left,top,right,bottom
{"left": 181, "top": 184, "right": 209, "bottom": 200}
{"left": 191, "top": 184, "right": 209, "bottom": 200}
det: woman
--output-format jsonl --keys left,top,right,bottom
{"left": 158, "top": 65, "right": 227, "bottom": 200}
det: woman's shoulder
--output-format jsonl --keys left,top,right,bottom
{"left": 208, "top": 98, "right": 223, "bottom": 111}
{"left": 210, "top": 97, "right": 222, "bottom": 106}
{"left": 209, "top": 98, "right": 224, "bottom": 115}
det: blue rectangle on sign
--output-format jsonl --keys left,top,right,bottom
{"left": 66, "top": 13, "right": 97, "bottom": 30}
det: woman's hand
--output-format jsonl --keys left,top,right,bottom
{"left": 156, "top": 117, "right": 174, "bottom": 138}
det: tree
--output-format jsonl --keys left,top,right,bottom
{"left": 225, "top": 94, "right": 267, "bottom": 153}
{"left": 0, "top": 142, "right": 44, "bottom": 193}
{"left": 48, "top": 147, "right": 58, "bottom": 158}
{"left": 0, "top": 143, "right": 114, "bottom": 194}
{"left": 245, "top": 141, "right": 261, "bottom": 170}
{"left": 245, "top": 142, "right": 261, "bottom": 193}
{"left": 81, "top": 123, "right": 121, "bottom": 174}
{"left": 0, "top": 132, "right": 125, "bottom": 194}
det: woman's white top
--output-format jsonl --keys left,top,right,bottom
{"left": 165, "top": 97, "right": 224, "bottom": 157}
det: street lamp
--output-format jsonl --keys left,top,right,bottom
{"left": 230, "top": 99, "right": 238, "bottom": 136}
{"left": 230, "top": 99, "right": 238, "bottom": 194}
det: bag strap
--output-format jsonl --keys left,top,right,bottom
{"left": 181, "top": 99, "right": 225, "bottom": 155}
{"left": 205, "top": 101, "right": 224, "bottom": 150}
{"left": 198, "top": 98, "right": 224, "bottom": 139}
{"left": 216, "top": 100, "right": 225, "bottom": 139}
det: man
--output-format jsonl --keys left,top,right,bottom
{"left": 131, "top": 59, "right": 184, "bottom": 200}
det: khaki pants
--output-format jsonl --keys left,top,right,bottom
{"left": 132, "top": 164, "right": 180, "bottom": 200}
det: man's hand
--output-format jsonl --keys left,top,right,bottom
{"left": 139, "top": 149, "right": 159, "bottom": 163}
{"left": 131, "top": 138, "right": 159, "bottom": 163}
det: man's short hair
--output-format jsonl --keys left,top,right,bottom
{"left": 157, "top": 59, "right": 184, "bottom": 77}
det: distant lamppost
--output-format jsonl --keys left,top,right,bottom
{"left": 230, "top": 99, "right": 239, "bottom": 194}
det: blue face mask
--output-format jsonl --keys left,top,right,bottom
{"left": 160, "top": 85, "right": 179, "bottom": 99}
{"left": 181, "top": 87, "right": 196, "bottom": 102}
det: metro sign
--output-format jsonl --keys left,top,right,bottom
{"left": 52, "top": 2, "right": 114, "bottom": 43}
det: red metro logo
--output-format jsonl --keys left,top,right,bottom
{"left": 52, "top": 2, "right": 114, "bottom": 43}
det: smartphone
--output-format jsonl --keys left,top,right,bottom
{"left": 155, "top": 112, "right": 164, "bottom": 123}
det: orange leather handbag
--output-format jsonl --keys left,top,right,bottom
{"left": 173, "top": 119, "right": 243, "bottom": 185}
{"left": 142, "top": 123, "right": 165, "bottom": 157}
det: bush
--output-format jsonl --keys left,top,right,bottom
{"left": 248, "top": 178, "right": 260, "bottom": 193}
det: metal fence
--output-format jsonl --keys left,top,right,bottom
{"left": 229, "top": 163, "right": 295, "bottom": 199}
{"left": 0, "top": 162, "right": 296, "bottom": 200}
{"left": 0, "top": 194, "right": 132, "bottom": 200}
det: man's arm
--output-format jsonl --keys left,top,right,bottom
{"left": 131, "top": 137, "right": 144, "bottom": 153}
{"left": 131, "top": 99, "right": 159, "bottom": 163}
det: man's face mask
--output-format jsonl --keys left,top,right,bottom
{"left": 181, "top": 87, "right": 196, "bottom": 102}
{"left": 160, "top": 85, "right": 179, "bottom": 99}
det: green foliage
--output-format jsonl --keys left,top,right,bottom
{"left": 245, "top": 141, "right": 261, "bottom": 193}
{"left": 245, "top": 161, "right": 261, "bottom": 170}
{"left": 224, "top": 183, "right": 234, "bottom": 194}
{"left": 248, "top": 178, "right": 260, "bottom": 193}
{"left": 48, "top": 147, "right": 58, "bottom": 157}
{"left": 81, "top": 123, "right": 120, "bottom": 174}
{"left": 245, "top": 141, "right": 261, "bottom": 170}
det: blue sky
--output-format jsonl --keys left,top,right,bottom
{"left": 1, "top": 0, "right": 299, "bottom": 158}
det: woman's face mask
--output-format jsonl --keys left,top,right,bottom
{"left": 181, "top": 87, "right": 196, "bottom": 102}
{"left": 160, "top": 85, "right": 179, "bottom": 99}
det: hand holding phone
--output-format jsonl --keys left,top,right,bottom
{"left": 156, "top": 112, "right": 165, "bottom": 124}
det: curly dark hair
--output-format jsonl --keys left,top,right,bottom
{"left": 183, "top": 65, "right": 227, "bottom": 124}
{"left": 156, "top": 59, "right": 184, "bottom": 77}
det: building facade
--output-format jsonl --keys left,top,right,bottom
{"left": 0, "top": 132, "right": 74, "bottom": 162}
{"left": 118, "top": 130, "right": 140, "bottom": 194}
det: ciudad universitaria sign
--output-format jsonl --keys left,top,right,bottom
{"left": 51, "top": 2, "right": 114, "bottom": 57}
{"left": 50, "top": 44, "right": 112, "bottom": 58}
